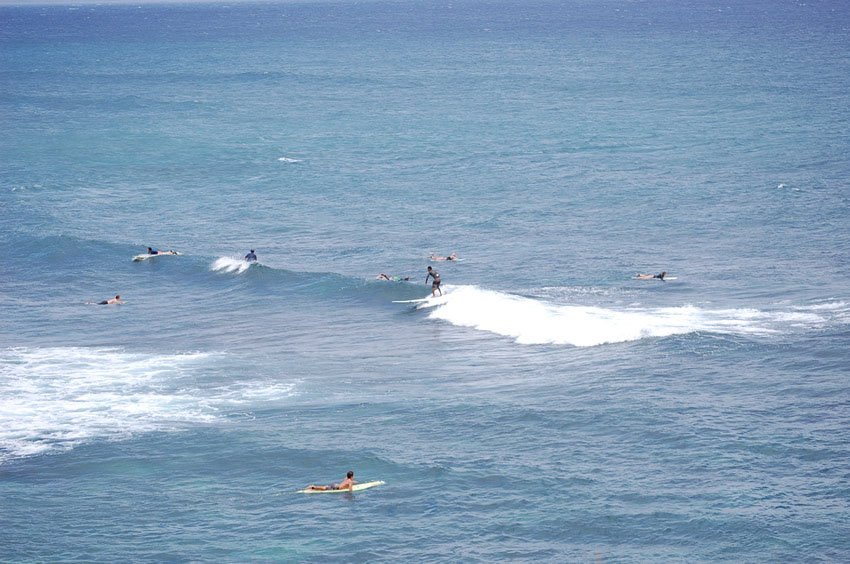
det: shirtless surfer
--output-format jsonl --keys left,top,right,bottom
{"left": 377, "top": 273, "right": 410, "bottom": 282}
{"left": 94, "top": 295, "right": 124, "bottom": 305}
{"left": 426, "top": 266, "right": 442, "bottom": 296}
{"left": 304, "top": 470, "right": 356, "bottom": 492}
{"left": 635, "top": 271, "right": 667, "bottom": 281}
{"left": 430, "top": 252, "right": 458, "bottom": 261}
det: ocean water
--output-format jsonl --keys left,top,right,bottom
{"left": 1, "top": 0, "right": 849, "bottom": 560}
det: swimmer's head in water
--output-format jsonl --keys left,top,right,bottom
{"left": 347, "top": 470, "right": 354, "bottom": 479}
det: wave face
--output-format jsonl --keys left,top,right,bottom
{"left": 423, "top": 286, "right": 834, "bottom": 346}
{"left": 0, "top": 347, "right": 296, "bottom": 463}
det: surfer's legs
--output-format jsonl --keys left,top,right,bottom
{"left": 307, "top": 483, "right": 337, "bottom": 491}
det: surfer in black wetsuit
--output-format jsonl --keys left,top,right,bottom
{"left": 245, "top": 249, "right": 257, "bottom": 262}
{"left": 636, "top": 271, "right": 667, "bottom": 280}
{"left": 426, "top": 266, "right": 442, "bottom": 296}
{"left": 145, "top": 246, "right": 178, "bottom": 257}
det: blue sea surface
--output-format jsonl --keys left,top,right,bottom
{"left": 1, "top": 0, "right": 849, "bottom": 560}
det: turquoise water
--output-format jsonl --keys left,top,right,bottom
{"left": 2, "top": 0, "right": 849, "bottom": 560}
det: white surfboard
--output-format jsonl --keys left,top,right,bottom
{"left": 633, "top": 275, "right": 676, "bottom": 281}
{"left": 392, "top": 297, "right": 432, "bottom": 304}
{"left": 133, "top": 251, "right": 181, "bottom": 262}
{"left": 297, "top": 480, "right": 385, "bottom": 494}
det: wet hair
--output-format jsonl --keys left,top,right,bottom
{"left": 427, "top": 266, "right": 433, "bottom": 270}
{"left": 347, "top": 470, "right": 354, "bottom": 479}
{"left": 250, "top": 250, "right": 254, "bottom": 253}
{"left": 115, "top": 295, "right": 120, "bottom": 299}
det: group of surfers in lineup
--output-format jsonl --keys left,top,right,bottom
{"left": 376, "top": 267, "right": 445, "bottom": 297}
{"left": 96, "top": 246, "right": 668, "bottom": 490}
{"left": 93, "top": 246, "right": 258, "bottom": 305}
{"left": 377, "top": 254, "right": 669, "bottom": 300}
{"left": 144, "top": 247, "right": 259, "bottom": 262}
{"left": 376, "top": 251, "right": 458, "bottom": 298}
{"left": 99, "top": 246, "right": 669, "bottom": 307}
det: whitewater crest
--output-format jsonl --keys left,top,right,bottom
{"left": 211, "top": 256, "right": 252, "bottom": 274}
{"left": 423, "top": 286, "right": 831, "bottom": 347}
{"left": 0, "top": 347, "right": 296, "bottom": 463}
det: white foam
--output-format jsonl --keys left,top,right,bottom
{"left": 211, "top": 256, "right": 251, "bottom": 274}
{"left": 791, "top": 301, "right": 848, "bottom": 312}
{"left": 424, "top": 286, "right": 825, "bottom": 347}
{"left": 277, "top": 156, "right": 301, "bottom": 163}
{"left": 0, "top": 347, "right": 296, "bottom": 463}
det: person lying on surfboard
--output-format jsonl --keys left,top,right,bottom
{"left": 95, "top": 295, "right": 124, "bottom": 305}
{"left": 377, "top": 273, "right": 410, "bottom": 282}
{"left": 429, "top": 252, "right": 458, "bottom": 261}
{"left": 245, "top": 249, "right": 257, "bottom": 262}
{"left": 426, "top": 266, "right": 442, "bottom": 296}
{"left": 304, "top": 470, "right": 356, "bottom": 492}
{"left": 146, "top": 247, "right": 178, "bottom": 256}
{"left": 635, "top": 271, "right": 667, "bottom": 280}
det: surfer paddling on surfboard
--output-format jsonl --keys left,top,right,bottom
{"left": 426, "top": 266, "right": 442, "bottom": 296}
{"left": 635, "top": 271, "right": 667, "bottom": 281}
{"left": 134, "top": 247, "right": 180, "bottom": 261}
{"left": 146, "top": 247, "right": 178, "bottom": 256}
{"left": 304, "top": 470, "right": 356, "bottom": 492}
{"left": 377, "top": 273, "right": 410, "bottom": 281}
{"left": 429, "top": 252, "right": 458, "bottom": 261}
{"left": 92, "top": 295, "right": 124, "bottom": 305}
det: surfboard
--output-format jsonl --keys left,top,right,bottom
{"left": 297, "top": 480, "right": 385, "bottom": 494}
{"left": 133, "top": 251, "right": 181, "bottom": 262}
{"left": 392, "top": 298, "right": 431, "bottom": 304}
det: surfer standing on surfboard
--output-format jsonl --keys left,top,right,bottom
{"left": 426, "top": 266, "right": 442, "bottom": 296}
{"left": 304, "top": 470, "right": 356, "bottom": 492}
